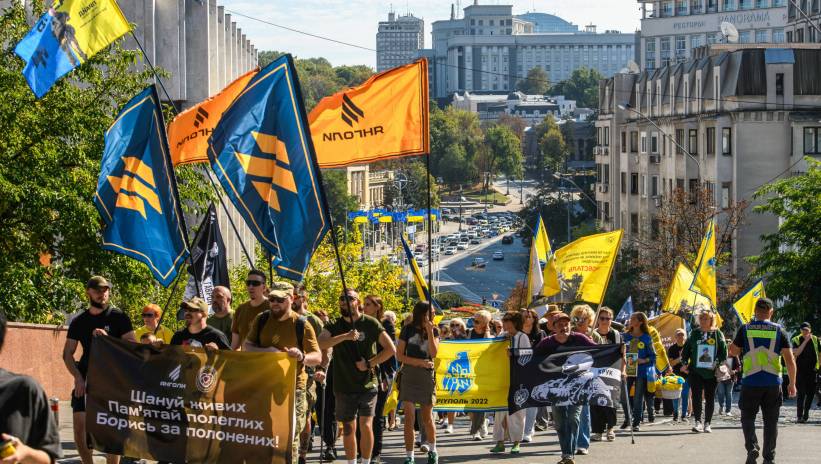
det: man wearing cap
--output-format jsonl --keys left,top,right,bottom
{"left": 62, "top": 276, "right": 135, "bottom": 464}
{"left": 729, "top": 298, "right": 796, "bottom": 464}
{"left": 231, "top": 269, "right": 270, "bottom": 350}
{"left": 171, "top": 298, "right": 230, "bottom": 350}
{"left": 243, "top": 281, "right": 321, "bottom": 464}
{"left": 534, "top": 312, "right": 597, "bottom": 464}
{"left": 791, "top": 322, "right": 819, "bottom": 423}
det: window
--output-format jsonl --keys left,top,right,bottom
{"left": 641, "top": 133, "right": 647, "bottom": 153}
{"left": 721, "top": 182, "right": 732, "bottom": 209}
{"left": 803, "top": 127, "right": 821, "bottom": 154}
{"left": 630, "top": 213, "right": 639, "bottom": 234}
{"left": 651, "top": 133, "right": 659, "bottom": 153}
{"left": 641, "top": 174, "right": 647, "bottom": 197}
{"left": 660, "top": 38, "right": 671, "bottom": 65}
{"left": 688, "top": 129, "right": 698, "bottom": 155}
{"left": 677, "top": 0, "right": 688, "bottom": 14}
{"left": 630, "top": 173, "right": 639, "bottom": 195}
{"left": 604, "top": 127, "right": 610, "bottom": 146}
{"left": 756, "top": 30, "right": 768, "bottom": 43}
{"left": 675, "top": 129, "right": 685, "bottom": 155}
{"left": 676, "top": 36, "right": 687, "bottom": 59}
{"left": 706, "top": 127, "right": 716, "bottom": 155}
{"left": 691, "top": 35, "right": 703, "bottom": 50}
{"left": 707, "top": 33, "right": 718, "bottom": 44}
{"left": 630, "top": 131, "right": 639, "bottom": 152}
{"left": 651, "top": 176, "right": 659, "bottom": 197}
{"left": 604, "top": 164, "right": 610, "bottom": 184}
{"left": 723, "top": 0, "right": 737, "bottom": 10}
{"left": 722, "top": 128, "right": 732, "bottom": 155}
{"left": 776, "top": 73, "right": 784, "bottom": 96}
{"left": 621, "top": 172, "right": 627, "bottom": 194}
{"left": 739, "top": 30, "right": 752, "bottom": 44}
{"left": 621, "top": 132, "right": 627, "bottom": 153}
{"left": 604, "top": 202, "right": 610, "bottom": 220}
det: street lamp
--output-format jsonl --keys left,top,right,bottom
{"left": 617, "top": 104, "right": 701, "bottom": 184}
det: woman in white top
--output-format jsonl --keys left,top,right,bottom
{"left": 490, "top": 311, "right": 530, "bottom": 455}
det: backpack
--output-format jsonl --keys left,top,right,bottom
{"left": 254, "top": 310, "right": 306, "bottom": 352}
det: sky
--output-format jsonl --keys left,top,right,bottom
{"left": 224, "top": 0, "right": 642, "bottom": 68}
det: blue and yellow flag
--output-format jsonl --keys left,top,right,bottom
{"left": 434, "top": 338, "right": 510, "bottom": 412}
{"left": 400, "top": 234, "right": 441, "bottom": 310}
{"left": 690, "top": 218, "right": 717, "bottom": 308}
{"left": 733, "top": 280, "right": 766, "bottom": 324}
{"left": 14, "top": 0, "right": 131, "bottom": 98}
{"left": 93, "top": 86, "right": 189, "bottom": 287}
{"left": 208, "top": 54, "right": 328, "bottom": 280}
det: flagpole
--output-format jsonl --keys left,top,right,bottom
{"left": 202, "top": 169, "right": 256, "bottom": 267}
{"left": 130, "top": 32, "right": 179, "bottom": 114}
{"left": 425, "top": 153, "right": 434, "bottom": 303}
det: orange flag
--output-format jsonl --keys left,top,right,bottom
{"left": 309, "top": 59, "right": 429, "bottom": 168}
{"left": 167, "top": 68, "right": 258, "bottom": 166}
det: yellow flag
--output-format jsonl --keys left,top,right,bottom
{"left": 59, "top": 0, "right": 131, "bottom": 62}
{"left": 309, "top": 59, "right": 429, "bottom": 168}
{"left": 434, "top": 339, "right": 510, "bottom": 412}
{"left": 541, "top": 230, "right": 623, "bottom": 304}
{"left": 525, "top": 217, "right": 550, "bottom": 305}
{"left": 662, "top": 263, "right": 712, "bottom": 314}
{"left": 732, "top": 280, "right": 766, "bottom": 324}
{"left": 534, "top": 217, "right": 551, "bottom": 262}
{"left": 691, "top": 218, "right": 717, "bottom": 307}
{"left": 167, "top": 68, "right": 258, "bottom": 166}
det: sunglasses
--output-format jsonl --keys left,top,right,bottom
{"left": 142, "top": 313, "right": 156, "bottom": 318}
{"left": 183, "top": 308, "right": 202, "bottom": 314}
{"left": 269, "top": 296, "right": 287, "bottom": 303}
{"left": 598, "top": 316, "right": 612, "bottom": 321}
{"left": 246, "top": 280, "right": 264, "bottom": 287}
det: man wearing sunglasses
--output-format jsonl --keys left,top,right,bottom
{"left": 231, "top": 269, "right": 270, "bottom": 350}
{"left": 134, "top": 304, "right": 173, "bottom": 344}
{"left": 170, "top": 298, "right": 230, "bottom": 350}
{"left": 244, "top": 281, "right": 321, "bottom": 464}
{"left": 729, "top": 298, "right": 796, "bottom": 464}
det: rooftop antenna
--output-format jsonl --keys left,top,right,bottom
{"left": 720, "top": 22, "right": 739, "bottom": 43}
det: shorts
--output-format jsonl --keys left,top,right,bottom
{"left": 71, "top": 390, "right": 85, "bottom": 412}
{"left": 306, "top": 380, "right": 317, "bottom": 411}
{"left": 334, "top": 390, "right": 378, "bottom": 422}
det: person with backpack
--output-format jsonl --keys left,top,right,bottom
{"left": 243, "top": 281, "right": 322, "bottom": 464}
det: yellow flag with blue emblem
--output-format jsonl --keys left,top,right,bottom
{"left": 208, "top": 54, "right": 329, "bottom": 280}
{"left": 690, "top": 218, "right": 717, "bottom": 308}
{"left": 14, "top": 0, "right": 131, "bottom": 98}
{"left": 93, "top": 85, "right": 189, "bottom": 286}
{"left": 434, "top": 338, "right": 510, "bottom": 412}
{"left": 732, "top": 280, "right": 766, "bottom": 324}
{"left": 662, "top": 263, "right": 712, "bottom": 314}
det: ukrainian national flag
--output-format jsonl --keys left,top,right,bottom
{"left": 733, "top": 280, "right": 766, "bottom": 324}
{"left": 93, "top": 86, "right": 189, "bottom": 286}
{"left": 400, "top": 234, "right": 440, "bottom": 310}
{"left": 14, "top": 0, "right": 131, "bottom": 98}
{"left": 690, "top": 218, "right": 718, "bottom": 308}
{"left": 208, "top": 54, "right": 329, "bottom": 280}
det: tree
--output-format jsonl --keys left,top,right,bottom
{"left": 429, "top": 106, "right": 482, "bottom": 192}
{"left": 550, "top": 67, "right": 604, "bottom": 108}
{"left": 321, "top": 170, "right": 360, "bottom": 224}
{"left": 0, "top": 5, "right": 212, "bottom": 323}
{"left": 516, "top": 66, "right": 550, "bottom": 95}
{"left": 497, "top": 114, "right": 527, "bottom": 141}
{"left": 484, "top": 125, "right": 523, "bottom": 181}
{"left": 538, "top": 117, "right": 567, "bottom": 173}
{"left": 750, "top": 158, "right": 821, "bottom": 328}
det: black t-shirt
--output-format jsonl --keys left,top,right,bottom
{"left": 793, "top": 336, "right": 819, "bottom": 373}
{"left": 399, "top": 325, "right": 440, "bottom": 360}
{"left": 170, "top": 325, "right": 230, "bottom": 349}
{"left": 0, "top": 369, "right": 61, "bottom": 461}
{"left": 468, "top": 328, "right": 490, "bottom": 340}
{"left": 67, "top": 306, "right": 134, "bottom": 377}
{"left": 325, "top": 314, "right": 385, "bottom": 393}
{"left": 668, "top": 343, "right": 685, "bottom": 376}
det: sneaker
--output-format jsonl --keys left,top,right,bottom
{"left": 511, "top": 443, "right": 521, "bottom": 454}
{"left": 591, "top": 433, "right": 603, "bottom": 442}
{"left": 703, "top": 423, "right": 712, "bottom": 433}
{"left": 420, "top": 443, "right": 430, "bottom": 453}
{"left": 427, "top": 451, "right": 438, "bottom": 464}
{"left": 558, "top": 457, "right": 576, "bottom": 464}
{"left": 673, "top": 414, "right": 679, "bottom": 422}
{"left": 481, "top": 420, "right": 489, "bottom": 437}
{"left": 521, "top": 434, "right": 533, "bottom": 443}
{"left": 632, "top": 425, "right": 640, "bottom": 432}
{"left": 320, "top": 449, "right": 337, "bottom": 462}
{"left": 745, "top": 448, "right": 759, "bottom": 464}
{"left": 534, "top": 423, "right": 548, "bottom": 432}
{"left": 403, "top": 459, "right": 414, "bottom": 464}
{"left": 472, "top": 433, "right": 483, "bottom": 441}
{"left": 490, "top": 442, "right": 505, "bottom": 453}
{"left": 620, "top": 421, "right": 630, "bottom": 430}
{"left": 606, "top": 428, "right": 616, "bottom": 441}
{"left": 692, "top": 421, "right": 703, "bottom": 433}
{"left": 445, "top": 425, "right": 454, "bottom": 434}
{"left": 576, "top": 448, "right": 589, "bottom": 455}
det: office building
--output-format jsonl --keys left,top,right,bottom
{"left": 594, "top": 43, "right": 821, "bottom": 277}
{"left": 637, "top": 0, "right": 788, "bottom": 71}
{"left": 346, "top": 165, "right": 395, "bottom": 209}
{"left": 451, "top": 91, "right": 578, "bottom": 124}
{"left": 376, "top": 12, "right": 425, "bottom": 72}
{"left": 784, "top": 0, "right": 821, "bottom": 42}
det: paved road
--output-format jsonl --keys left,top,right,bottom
{"left": 440, "top": 235, "right": 529, "bottom": 304}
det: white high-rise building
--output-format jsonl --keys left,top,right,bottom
{"left": 376, "top": 12, "right": 425, "bottom": 72}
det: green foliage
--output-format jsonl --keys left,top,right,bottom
{"left": 537, "top": 117, "right": 568, "bottom": 172}
{"left": 382, "top": 160, "right": 440, "bottom": 209}
{"left": 436, "top": 291, "right": 464, "bottom": 310}
{"left": 429, "top": 106, "right": 483, "bottom": 192}
{"left": 550, "top": 67, "right": 603, "bottom": 108}
{"left": 516, "top": 67, "right": 550, "bottom": 95}
{"left": 321, "top": 169, "right": 360, "bottom": 223}
{"left": 0, "top": 5, "right": 210, "bottom": 323}
{"left": 484, "top": 124, "right": 524, "bottom": 179}
{"left": 750, "top": 157, "right": 821, "bottom": 328}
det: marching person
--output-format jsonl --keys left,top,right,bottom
{"left": 791, "top": 322, "right": 819, "bottom": 423}
{"left": 569, "top": 304, "right": 599, "bottom": 455}
{"left": 244, "top": 282, "right": 321, "bottom": 464}
{"left": 467, "top": 310, "right": 493, "bottom": 440}
{"left": 396, "top": 301, "right": 440, "bottom": 464}
{"left": 62, "top": 276, "right": 135, "bottom": 464}
{"left": 441, "top": 318, "right": 468, "bottom": 434}
{"left": 361, "top": 295, "right": 394, "bottom": 463}
{"left": 590, "top": 306, "right": 621, "bottom": 442}
{"left": 1, "top": 311, "right": 62, "bottom": 464}
{"left": 667, "top": 329, "right": 690, "bottom": 421}
{"left": 292, "top": 285, "right": 325, "bottom": 464}
{"left": 728, "top": 298, "right": 796, "bottom": 464}
{"left": 318, "top": 289, "right": 396, "bottom": 464}
{"left": 716, "top": 354, "right": 740, "bottom": 417}
{"left": 681, "top": 309, "right": 727, "bottom": 433}
{"left": 231, "top": 269, "right": 270, "bottom": 350}
{"left": 520, "top": 308, "right": 545, "bottom": 443}
{"left": 622, "top": 312, "right": 656, "bottom": 432}
{"left": 134, "top": 304, "right": 173, "bottom": 344}
{"left": 534, "top": 312, "right": 597, "bottom": 464}
{"left": 490, "top": 311, "right": 528, "bottom": 455}
{"left": 171, "top": 297, "right": 230, "bottom": 350}
{"left": 206, "top": 286, "right": 233, "bottom": 340}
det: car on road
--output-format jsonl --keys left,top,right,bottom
{"left": 471, "top": 257, "right": 487, "bottom": 268}
{"left": 492, "top": 251, "right": 504, "bottom": 260}
{"left": 501, "top": 235, "right": 514, "bottom": 244}
{"left": 444, "top": 246, "right": 457, "bottom": 255}
{"left": 470, "top": 238, "right": 481, "bottom": 245}
{"left": 457, "top": 242, "right": 469, "bottom": 250}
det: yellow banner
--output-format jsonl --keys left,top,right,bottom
{"left": 691, "top": 219, "right": 717, "bottom": 307}
{"left": 662, "top": 263, "right": 712, "bottom": 314}
{"left": 61, "top": 0, "right": 131, "bottom": 61}
{"left": 732, "top": 280, "right": 766, "bottom": 324}
{"left": 309, "top": 59, "right": 429, "bottom": 168}
{"left": 168, "top": 68, "right": 258, "bottom": 166}
{"left": 542, "top": 230, "right": 623, "bottom": 304}
{"left": 649, "top": 313, "right": 685, "bottom": 370}
{"left": 434, "top": 338, "right": 510, "bottom": 412}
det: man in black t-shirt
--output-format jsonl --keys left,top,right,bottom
{"left": 171, "top": 298, "right": 230, "bottom": 349}
{"left": 62, "top": 276, "right": 135, "bottom": 464}
{"left": 1, "top": 311, "right": 61, "bottom": 464}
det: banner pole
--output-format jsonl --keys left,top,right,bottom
{"left": 131, "top": 32, "right": 179, "bottom": 114}
{"left": 155, "top": 271, "right": 184, "bottom": 331}
{"left": 318, "top": 379, "right": 327, "bottom": 463}
{"left": 622, "top": 379, "right": 636, "bottom": 444}
{"left": 203, "top": 169, "right": 256, "bottom": 267}
{"left": 425, "top": 153, "right": 434, "bottom": 301}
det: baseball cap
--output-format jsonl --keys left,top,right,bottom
{"left": 800, "top": 322, "right": 811, "bottom": 330}
{"left": 755, "top": 297, "right": 774, "bottom": 309}
{"left": 86, "top": 275, "right": 112, "bottom": 289}
{"left": 269, "top": 281, "right": 295, "bottom": 299}
{"left": 180, "top": 297, "right": 208, "bottom": 313}
{"left": 553, "top": 312, "right": 571, "bottom": 322}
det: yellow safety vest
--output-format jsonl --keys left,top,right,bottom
{"left": 742, "top": 327, "right": 783, "bottom": 379}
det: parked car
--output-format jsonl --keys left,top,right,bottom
{"left": 457, "top": 242, "right": 469, "bottom": 250}
{"left": 502, "top": 235, "right": 514, "bottom": 244}
{"left": 492, "top": 251, "right": 504, "bottom": 260}
{"left": 471, "top": 257, "right": 487, "bottom": 268}
{"left": 445, "top": 246, "right": 457, "bottom": 255}
{"left": 470, "top": 238, "right": 481, "bottom": 245}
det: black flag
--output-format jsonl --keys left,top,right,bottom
{"left": 508, "top": 344, "right": 623, "bottom": 413}
{"left": 182, "top": 204, "right": 229, "bottom": 313}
